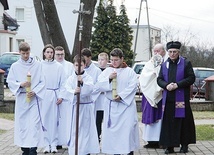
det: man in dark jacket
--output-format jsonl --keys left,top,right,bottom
{"left": 157, "top": 41, "right": 196, "bottom": 154}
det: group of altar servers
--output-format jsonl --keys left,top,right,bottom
{"left": 7, "top": 42, "right": 140, "bottom": 155}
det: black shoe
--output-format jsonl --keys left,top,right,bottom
{"left": 164, "top": 147, "right": 174, "bottom": 154}
{"left": 21, "top": 147, "right": 30, "bottom": 155}
{"left": 180, "top": 145, "right": 188, "bottom": 153}
{"left": 144, "top": 143, "right": 159, "bottom": 148}
{"left": 128, "top": 151, "right": 134, "bottom": 155}
{"left": 29, "top": 147, "right": 37, "bottom": 155}
{"left": 56, "top": 145, "right": 62, "bottom": 149}
{"left": 159, "top": 145, "right": 166, "bottom": 149}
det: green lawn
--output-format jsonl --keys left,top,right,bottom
{"left": 193, "top": 111, "right": 214, "bottom": 119}
{"left": 1, "top": 111, "right": 214, "bottom": 122}
{"left": 138, "top": 111, "right": 214, "bottom": 120}
{"left": 0, "top": 113, "right": 14, "bottom": 121}
{"left": 1, "top": 112, "right": 214, "bottom": 140}
{"left": 196, "top": 125, "right": 214, "bottom": 140}
{"left": 138, "top": 111, "right": 214, "bottom": 140}
{"left": 0, "top": 130, "right": 6, "bottom": 135}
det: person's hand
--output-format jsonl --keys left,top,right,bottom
{"left": 171, "top": 83, "right": 178, "bottom": 90}
{"left": 21, "top": 81, "right": 31, "bottom": 88}
{"left": 77, "top": 75, "right": 83, "bottom": 84}
{"left": 74, "top": 87, "right": 81, "bottom": 95}
{"left": 166, "top": 83, "right": 178, "bottom": 91}
{"left": 26, "top": 91, "right": 35, "bottom": 98}
{"left": 114, "top": 95, "right": 121, "bottom": 102}
{"left": 166, "top": 83, "right": 174, "bottom": 91}
{"left": 56, "top": 98, "right": 63, "bottom": 105}
{"left": 109, "top": 72, "right": 117, "bottom": 80}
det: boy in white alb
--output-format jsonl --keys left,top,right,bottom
{"left": 97, "top": 48, "right": 139, "bottom": 155}
{"left": 54, "top": 46, "right": 74, "bottom": 148}
{"left": 92, "top": 52, "right": 109, "bottom": 142}
{"left": 65, "top": 55, "right": 99, "bottom": 155}
{"left": 41, "top": 44, "right": 67, "bottom": 153}
{"left": 7, "top": 42, "right": 45, "bottom": 155}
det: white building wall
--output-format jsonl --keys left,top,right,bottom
{"left": 0, "top": 2, "right": 17, "bottom": 55}
{"left": 0, "top": 31, "right": 17, "bottom": 54}
{"left": 6, "top": 0, "right": 79, "bottom": 58}
{"left": 0, "top": 3, "right": 4, "bottom": 30}
{"left": 131, "top": 25, "right": 161, "bottom": 62}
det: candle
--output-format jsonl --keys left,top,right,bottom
{"left": 26, "top": 72, "right": 31, "bottom": 103}
{"left": 112, "top": 70, "right": 117, "bottom": 99}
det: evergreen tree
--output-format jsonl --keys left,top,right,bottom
{"left": 117, "top": 4, "right": 133, "bottom": 66}
{"left": 90, "top": 0, "right": 133, "bottom": 66}
{"left": 90, "top": 0, "right": 110, "bottom": 59}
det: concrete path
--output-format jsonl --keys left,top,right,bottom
{"left": 0, "top": 118, "right": 214, "bottom": 155}
{"left": 0, "top": 118, "right": 13, "bottom": 130}
{"left": 1, "top": 88, "right": 214, "bottom": 154}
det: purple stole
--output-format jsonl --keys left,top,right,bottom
{"left": 162, "top": 57, "right": 185, "bottom": 118}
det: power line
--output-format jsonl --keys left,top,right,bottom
{"left": 151, "top": 8, "right": 214, "bottom": 24}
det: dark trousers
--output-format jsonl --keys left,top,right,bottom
{"left": 96, "top": 110, "right": 104, "bottom": 141}
{"left": 21, "top": 147, "right": 37, "bottom": 155}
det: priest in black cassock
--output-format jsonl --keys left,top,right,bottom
{"left": 157, "top": 41, "right": 196, "bottom": 154}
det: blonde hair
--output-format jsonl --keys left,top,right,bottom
{"left": 98, "top": 52, "right": 109, "bottom": 61}
{"left": 19, "top": 42, "right": 30, "bottom": 52}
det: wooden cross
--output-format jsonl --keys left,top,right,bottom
{"left": 73, "top": 3, "right": 90, "bottom": 155}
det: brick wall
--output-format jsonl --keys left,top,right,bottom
{"left": 136, "top": 96, "right": 214, "bottom": 112}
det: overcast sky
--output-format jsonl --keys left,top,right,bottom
{"left": 113, "top": 0, "right": 214, "bottom": 47}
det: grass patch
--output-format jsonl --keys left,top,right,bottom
{"left": 138, "top": 111, "right": 214, "bottom": 121}
{"left": 0, "top": 113, "right": 14, "bottom": 121}
{"left": 138, "top": 111, "right": 214, "bottom": 140}
{"left": 196, "top": 125, "right": 214, "bottom": 140}
{"left": 193, "top": 111, "right": 214, "bottom": 119}
{"left": 0, "top": 130, "right": 6, "bottom": 135}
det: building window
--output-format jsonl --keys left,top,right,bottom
{"left": 16, "top": 39, "right": 25, "bottom": 50}
{"left": 9, "top": 37, "right": 13, "bottom": 51}
{"left": 15, "top": 8, "right": 24, "bottom": 21}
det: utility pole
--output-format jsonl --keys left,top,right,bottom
{"left": 145, "top": 0, "right": 152, "bottom": 59}
{"left": 73, "top": 3, "right": 91, "bottom": 155}
{"left": 132, "top": 0, "right": 143, "bottom": 66}
{"left": 132, "top": 0, "right": 152, "bottom": 65}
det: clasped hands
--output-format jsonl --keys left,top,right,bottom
{"left": 109, "top": 72, "right": 117, "bottom": 80}
{"left": 21, "top": 81, "right": 35, "bottom": 98}
{"left": 166, "top": 82, "right": 178, "bottom": 91}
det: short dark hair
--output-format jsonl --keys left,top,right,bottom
{"left": 81, "top": 48, "right": 92, "bottom": 57}
{"left": 55, "top": 46, "right": 64, "bottom": 51}
{"left": 19, "top": 42, "right": 30, "bottom": 52}
{"left": 73, "top": 54, "right": 86, "bottom": 64}
{"left": 42, "top": 44, "right": 55, "bottom": 60}
{"left": 110, "top": 48, "right": 124, "bottom": 58}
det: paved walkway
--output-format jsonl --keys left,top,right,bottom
{"left": 1, "top": 118, "right": 214, "bottom": 155}
{"left": 1, "top": 88, "right": 214, "bottom": 154}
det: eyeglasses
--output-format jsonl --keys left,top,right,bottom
{"left": 168, "top": 50, "right": 178, "bottom": 54}
{"left": 55, "top": 54, "right": 64, "bottom": 56}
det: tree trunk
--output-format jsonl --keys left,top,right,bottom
{"left": 33, "top": 0, "right": 71, "bottom": 61}
{"left": 33, "top": 0, "right": 51, "bottom": 45}
{"left": 72, "top": 0, "right": 97, "bottom": 58}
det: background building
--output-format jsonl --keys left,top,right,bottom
{"left": 131, "top": 25, "right": 161, "bottom": 62}
{"left": 3, "top": 0, "right": 79, "bottom": 57}
{"left": 1, "top": 0, "right": 161, "bottom": 63}
{"left": 0, "top": 0, "right": 18, "bottom": 55}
